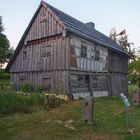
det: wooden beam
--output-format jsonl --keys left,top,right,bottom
{"left": 26, "top": 33, "right": 62, "bottom": 46}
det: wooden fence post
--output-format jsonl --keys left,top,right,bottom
{"left": 83, "top": 96, "right": 93, "bottom": 124}
{"left": 83, "top": 75, "right": 94, "bottom": 124}
{"left": 132, "top": 78, "right": 140, "bottom": 106}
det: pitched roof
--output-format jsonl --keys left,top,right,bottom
{"left": 45, "top": 2, "right": 126, "bottom": 54}
{"left": 6, "top": 1, "right": 127, "bottom": 71}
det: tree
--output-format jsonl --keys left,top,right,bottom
{"left": 128, "top": 60, "right": 140, "bottom": 84}
{"left": 0, "top": 16, "right": 14, "bottom": 69}
{"left": 118, "top": 35, "right": 136, "bottom": 61}
{"left": 134, "top": 46, "right": 140, "bottom": 60}
{"left": 0, "top": 16, "right": 4, "bottom": 33}
{"left": 109, "top": 29, "right": 136, "bottom": 61}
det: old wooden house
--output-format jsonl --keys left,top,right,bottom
{"left": 6, "top": 1, "right": 128, "bottom": 99}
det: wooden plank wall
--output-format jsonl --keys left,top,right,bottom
{"left": 108, "top": 50, "right": 128, "bottom": 73}
{"left": 109, "top": 73, "right": 128, "bottom": 96}
{"left": 11, "top": 70, "right": 68, "bottom": 93}
{"left": 69, "top": 35, "right": 128, "bottom": 96}
{"left": 70, "top": 72, "right": 108, "bottom": 93}
{"left": 9, "top": 5, "right": 69, "bottom": 94}
{"left": 24, "top": 5, "right": 63, "bottom": 42}
{"left": 10, "top": 4, "right": 67, "bottom": 72}
{"left": 10, "top": 36, "right": 67, "bottom": 72}
{"left": 108, "top": 50, "right": 128, "bottom": 95}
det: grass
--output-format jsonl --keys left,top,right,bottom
{"left": 0, "top": 97, "right": 140, "bottom": 140}
{"left": 0, "top": 90, "right": 43, "bottom": 117}
{"left": 0, "top": 74, "right": 140, "bottom": 140}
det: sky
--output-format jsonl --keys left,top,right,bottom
{"left": 0, "top": 0, "right": 140, "bottom": 49}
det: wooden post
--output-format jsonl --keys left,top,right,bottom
{"left": 138, "top": 78, "right": 140, "bottom": 88}
{"left": 132, "top": 78, "right": 140, "bottom": 106}
{"left": 43, "top": 94, "right": 50, "bottom": 107}
{"left": 89, "top": 75, "right": 93, "bottom": 97}
{"left": 138, "top": 78, "right": 140, "bottom": 103}
{"left": 83, "top": 74, "right": 94, "bottom": 124}
{"left": 83, "top": 96, "right": 93, "bottom": 124}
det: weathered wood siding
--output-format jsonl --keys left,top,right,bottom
{"left": 70, "top": 72, "right": 108, "bottom": 92}
{"left": 9, "top": 4, "right": 128, "bottom": 97}
{"left": 108, "top": 50, "right": 128, "bottom": 73}
{"left": 11, "top": 71, "right": 69, "bottom": 92}
{"left": 69, "top": 36, "right": 127, "bottom": 97}
{"left": 9, "top": 5, "right": 69, "bottom": 94}
{"left": 69, "top": 36, "right": 109, "bottom": 98}
{"left": 108, "top": 50, "right": 128, "bottom": 96}
{"left": 25, "top": 5, "right": 63, "bottom": 42}
{"left": 10, "top": 36, "right": 68, "bottom": 72}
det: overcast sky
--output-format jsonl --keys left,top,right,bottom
{"left": 0, "top": 0, "right": 140, "bottom": 49}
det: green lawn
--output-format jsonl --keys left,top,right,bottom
{"left": 0, "top": 96, "right": 140, "bottom": 140}
{"left": 0, "top": 74, "right": 139, "bottom": 140}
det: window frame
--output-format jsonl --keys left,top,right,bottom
{"left": 81, "top": 43, "right": 87, "bottom": 58}
{"left": 95, "top": 47, "right": 100, "bottom": 61}
{"left": 23, "top": 50, "right": 27, "bottom": 59}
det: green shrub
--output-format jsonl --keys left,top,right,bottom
{"left": 0, "top": 71, "right": 10, "bottom": 80}
{"left": 20, "top": 93, "right": 43, "bottom": 106}
{"left": 35, "top": 86, "right": 43, "bottom": 93}
{"left": 47, "top": 97, "right": 64, "bottom": 108}
{"left": 0, "top": 91, "right": 30, "bottom": 116}
{"left": 51, "top": 86, "right": 65, "bottom": 95}
{"left": 20, "top": 83, "right": 33, "bottom": 93}
{"left": 0, "top": 91, "right": 43, "bottom": 117}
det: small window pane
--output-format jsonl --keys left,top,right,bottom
{"left": 81, "top": 44, "right": 87, "bottom": 58}
{"left": 23, "top": 51, "right": 27, "bottom": 59}
{"left": 95, "top": 49, "right": 100, "bottom": 60}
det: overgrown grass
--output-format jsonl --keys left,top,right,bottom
{"left": 0, "top": 78, "right": 140, "bottom": 140}
{"left": 128, "top": 84, "right": 137, "bottom": 96}
{"left": 0, "top": 70, "right": 10, "bottom": 81}
{"left": 0, "top": 89, "right": 65, "bottom": 117}
{"left": 0, "top": 91, "right": 43, "bottom": 117}
{"left": 0, "top": 97, "right": 140, "bottom": 140}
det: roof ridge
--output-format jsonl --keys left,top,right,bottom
{"left": 44, "top": 1, "right": 86, "bottom": 26}
{"left": 44, "top": 1, "right": 124, "bottom": 53}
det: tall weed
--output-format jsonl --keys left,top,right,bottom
{"left": 0, "top": 91, "right": 42, "bottom": 117}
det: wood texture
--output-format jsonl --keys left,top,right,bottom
{"left": 9, "top": 5, "right": 69, "bottom": 94}
{"left": 9, "top": 4, "right": 128, "bottom": 97}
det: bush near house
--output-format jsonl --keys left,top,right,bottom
{"left": 0, "top": 70, "right": 10, "bottom": 81}
{"left": 20, "top": 83, "right": 33, "bottom": 93}
{"left": 0, "top": 91, "right": 43, "bottom": 117}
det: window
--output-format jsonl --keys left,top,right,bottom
{"left": 42, "top": 52, "right": 51, "bottom": 57}
{"left": 81, "top": 44, "right": 87, "bottom": 57}
{"left": 78, "top": 75, "right": 84, "bottom": 82}
{"left": 78, "top": 75, "right": 85, "bottom": 87}
{"left": 95, "top": 48, "right": 100, "bottom": 61}
{"left": 40, "top": 14, "right": 47, "bottom": 23}
{"left": 91, "top": 48, "right": 94, "bottom": 59}
{"left": 78, "top": 75, "right": 89, "bottom": 88}
{"left": 85, "top": 75, "right": 89, "bottom": 83}
{"left": 23, "top": 51, "right": 27, "bottom": 59}
{"left": 42, "top": 45, "right": 51, "bottom": 57}
{"left": 42, "top": 52, "right": 51, "bottom": 70}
